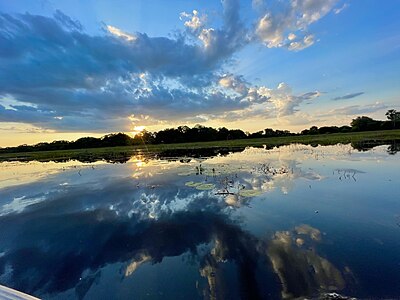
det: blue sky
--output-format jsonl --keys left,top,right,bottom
{"left": 0, "top": 0, "right": 399, "bottom": 146}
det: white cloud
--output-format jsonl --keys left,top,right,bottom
{"left": 1, "top": 196, "right": 46, "bottom": 216}
{"left": 334, "top": 3, "right": 349, "bottom": 15}
{"left": 180, "top": 10, "right": 207, "bottom": 32}
{"left": 255, "top": 0, "right": 338, "bottom": 50}
{"left": 292, "top": 0, "right": 338, "bottom": 26}
{"left": 106, "top": 25, "right": 136, "bottom": 41}
{"left": 256, "top": 13, "right": 288, "bottom": 48}
{"left": 0, "top": 1, "right": 330, "bottom": 132}
{"left": 288, "top": 34, "right": 315, "bottom": 51}
{"left": 288, "top": 33, "right": 297, "bottom": 41}
{"left": 219, "top": 74, "right": 248, "bottom": 95}
{"left": 198, "top": 28, "right": 216, "bottom": 48}
{"left": 214, "top": 82, "right": 322, "bottom": 123}
{"left": 260, "top": 83, "right": 321, "bottom": 117}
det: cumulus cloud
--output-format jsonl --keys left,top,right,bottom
{"left": 0, "top": 0, "right": 329, "bottom": 133}
{"left": 288, "top": 33, "right": 297, "bottom": 41}
{"left": 214, "top": 82, "right": 322, "bottom": 123}
{"left": 332, "top": 92, "right": 364, "bottom": 101}
{"left": 0, "top": 5, "right": 249, "bottom": 131}
{"left": 219, "top": 74, "right": 249, "bottom": 94}
{"left": 180, "top": 10, "right": 207, "bottom": 32}
{"left": 288, "top": 34, "right": 315, "bottom": 51}
{"left": 255, "top": 0, "right": 337, "bottom": 50}
{"left": 260, "top": 83, "right": 321, "bottom": 117}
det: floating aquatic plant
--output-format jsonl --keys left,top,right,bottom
{"left": 195, "top": 183, "right": 215, "bottom": 190}
{"left": 178, "top": 171, "right": 193, "bottom": 176}
{"left": 185, "top": 181, "right": 202, "bottom": 187}
{"left": 185, "top": 181, "right": 215, "bottom": 190}
{"left": 239, "top": 189, "right": 263, "bottom": 197}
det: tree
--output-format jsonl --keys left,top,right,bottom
{"left": 74, "top": 137, "right": 99, "bottom": 148}
{"left": 101, "top": 133, "right": 134, "bottom": 146}
{"left": 139, "top": 130, "right": 155, "bottom": 144}
{"left": 385, "top": 109, "right": 400, "bottom": 128}
{"left": 339, "top": 126, "right": 351, "bottom": 133}
{"left": 228, "top": 129, "right": 247, "bottom": 140}
{"left": 319, "top": 126, "right": 339, "bottom": 134}
{"left": 309, "top": 126, "right": 319, "bottom": 135}
{"left": 350, "top": 116, "right": 380, "bottom": 131}
{"left": 264, "top": 128, "right": 275, "bottom": 137}
{"left": 217, "top": 127, "right": 229, "bottom": 140}
{"left": 248, "top": 131, "right": 263, "bottom": 138}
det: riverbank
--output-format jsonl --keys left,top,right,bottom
{"left": 1, "top": 129, "right": 399, "bottom": 162}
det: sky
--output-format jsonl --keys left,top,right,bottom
{"left": 0, "top": 0, "right": 399, "bottom": 146}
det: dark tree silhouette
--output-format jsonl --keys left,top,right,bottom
{"left": 386, "top": 109, "right": 400, "bottom": 128}
{"left": 1, "top": 110, "right": 399, "bottom": 154}
{"left": 350, "top": 116, "right": 381, "bottom": 131}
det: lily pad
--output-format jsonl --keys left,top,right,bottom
{"left": 185, "top": 181, "right": 202, "bottom": 187}
{"left": 185, "top": 181, "right": 215, "bottom": 190}
{"left": 195, "top": 183, "right": 215, "bottom": 190}
{"left": 239, "top": 189, "right": 263, "bottom": 197}
{"left": 178, "top": 171, "right": 193, "bottom": 176}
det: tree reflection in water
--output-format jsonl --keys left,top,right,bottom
{"left": 2, "top": 143, "right": 394, "bottom": 299}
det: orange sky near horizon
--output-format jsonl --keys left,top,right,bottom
{"left": 0, "top": 114, "right": 359, "bottom": 147}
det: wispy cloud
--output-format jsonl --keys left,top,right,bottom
{"left": 332, "top": 92, "right": 364, "bottom": 101}
{"left": 334, "top": 3, "right": 349, "bottom": 15}
{"left": 327, "top": 102, "right": 387, "bottom": 115}
{"left": 106, "top": 25, "right": 137, "bottom": 41}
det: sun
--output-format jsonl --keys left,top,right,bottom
{"left": 131, "top": 125, "right": 146, "bottom": 137}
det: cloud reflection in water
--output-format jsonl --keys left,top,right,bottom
{"left": 2, "top": 144, "right": 397, "bottom": 299}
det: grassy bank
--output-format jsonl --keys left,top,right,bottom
{"left": 1, "top": 129, "right": 399, "bottom": 162}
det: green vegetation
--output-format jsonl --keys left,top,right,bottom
{"left": 1, "top": 129, "right": 399, "bottom": 162}
{"left": 1, "top": 110, "right": 399, "bottom": 157}
{"left": 1, "top": 110, "right": 399, "bottom": 162}
{"left": 385, "top": 109, "right": 400, "bottom": 128}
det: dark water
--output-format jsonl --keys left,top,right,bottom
{"left": 0, "top": 144, "right": 399, "bottom": 299}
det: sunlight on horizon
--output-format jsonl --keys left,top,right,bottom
{"left": 0, "top": 0, "right": 398, "bottom": 147}
{"left": 131, "top": 125, "right": 146, "bottom": 137}
{"left": 0, "top": 2, "right": 399, "bottom": 298}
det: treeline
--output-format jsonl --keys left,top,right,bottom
{"left": 1, "top": 110, "right": 399, "bottom": 153}
{"left": 147, "top": 126, "right": 294, "bottom": 143}
{"left": 0, "top": 133, "right": 137, "bottom": 154}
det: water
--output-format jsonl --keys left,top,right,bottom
{"left": 0, "top": 143, "right": 399, "bottom": 299}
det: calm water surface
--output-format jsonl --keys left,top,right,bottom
{"left": 0, "top": 144, "right": 399, "bottom": 299}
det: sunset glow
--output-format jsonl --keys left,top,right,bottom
{"left": 131, "top": 126, "right": 146, "bottom": 137}
{"left": 0, "top": 0, "right": 398, "bottom": 146}
{"left": 1, "top": 2, "right": 399, "bottom": 299}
